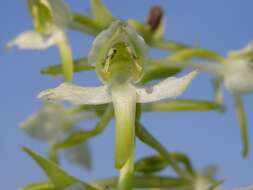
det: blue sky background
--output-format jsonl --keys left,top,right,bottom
{"left": 1, "top": 0, "right": 253, "bottom": 189}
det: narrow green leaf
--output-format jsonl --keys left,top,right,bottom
{"left": 20, "top": 181, "right": 56, "bottom": 190}
{"left": 54, "top": 105, "right": 113, "bottom": 150}
{"left": 234, "top": 95, "right": 249, "bottom": 157}
{"left": 41, "top": 58, "right": 94, "bottom": 76}
{"left": 140, "top": 63, "right": 181, "bottom": 84}
{"left": 23, "top": 147, "right": 100, "bottom": 190}
{"left": 90, "top": 0, "right": 114, "bottom": 28}
{"left": 142, "top": 100, "right": 221, "bottom": 112}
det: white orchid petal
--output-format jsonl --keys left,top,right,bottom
{"left": 136, "top": 71, "right": 198, "bottom": 103}
{"left": 38, "top": 83, "right": 112, "bottom": 105}
{"left": 7, "top": 31, "right": 57, "bottom": 49}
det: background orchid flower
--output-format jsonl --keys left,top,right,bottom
{"left": 21, "top": 103, "right": 96, "bottom": 169}
{"left": 156, "top": 41, "right": 253, "bottom": 157}
{"left": 38, "top": 20, "right": 197, "bottom": 190}
{"left": 7, "top": 0, "right": 74, "bottom": 81}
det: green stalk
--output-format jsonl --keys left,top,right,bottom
{"left": 118, "top": 148, "right": 134, "bottom": 190}
{"left": 95, "top": 176, "right": 190, "bottom": 189}
{"left": 234, "top": 95, "right": 249, "bottom": 157}
{"left": 56, "top": 33, "right": 73, "bottom": 82}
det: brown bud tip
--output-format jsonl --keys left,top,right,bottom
{"left": 147, "top": 6, "right": 164, "bottom": 32}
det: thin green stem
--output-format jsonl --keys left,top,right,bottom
{"left": 118, "top": 148, "right": 134, "bottom": 190}
{"left": 56, "top": 33, "right": 73, "bottom": 82}
{"left": 95, "top": 176, "right": 190, "bottom": 189}
{"left": 135, "top": 121, "right": 191, "bottom": 179}
{"left": 53, "top": 105, "right": 113, "bottom": 150}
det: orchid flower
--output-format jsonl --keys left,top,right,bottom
{"left": 7, "top": 0, "right": 74, "bottom": 81}
{"left": 21, "top": 103, "right": 95, "bottom": 169}
{"left": 38, "top": 20, "right": 197, "bottom": 190}
{"left": 160, "top": 42, "right": 253, "bottom": 157}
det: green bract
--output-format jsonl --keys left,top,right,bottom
{"left": 38, "top": 20, "right": 197, "bottom": 190}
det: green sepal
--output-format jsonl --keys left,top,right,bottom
{"left": 23, "top": 147, "right": 100, "bottom": 190}
{"left": 90, "top": 0, "right": 114, "bottom": 28}
{"left": 40, "top": 57, "right": 94, "bottom": 76}
{"left": 142, "top": 100, "right": 222, "bottom": 112}
{"left": 234, "top": 95, "right": 249, "bottom": 157}
{"left": 20, "top": 181, "right": 56, "bottom": 190}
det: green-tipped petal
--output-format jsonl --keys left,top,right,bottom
{"left": 136, "top": 71, "right": 198, "bottom": 103}
{"left": 111, "top": 83, "right": 136, "bottom": 169}
{"left": 7, "top": 31, "right": 58, "bottom": 49}
{"left": 38, "top": 83, "right": 111, "bottom": 105}
{"left": 234, "top": 95, "right": 249, "bottom": 157}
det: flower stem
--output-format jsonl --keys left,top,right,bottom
{"left": 234, "top": 94, "right": 249, "bottom": 157}
{"left": 95, "top": 176, "right": 190, "bottom": 189}
{"left": 57, "top": 33, "right": 73, "bottom": 82}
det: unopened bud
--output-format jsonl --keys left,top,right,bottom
{"left": 147, "top": 6, "right": 164, "bottom": 32}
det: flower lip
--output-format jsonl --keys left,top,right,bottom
{"left": 88, "top": 20, "right": 148, "bottom": 84}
